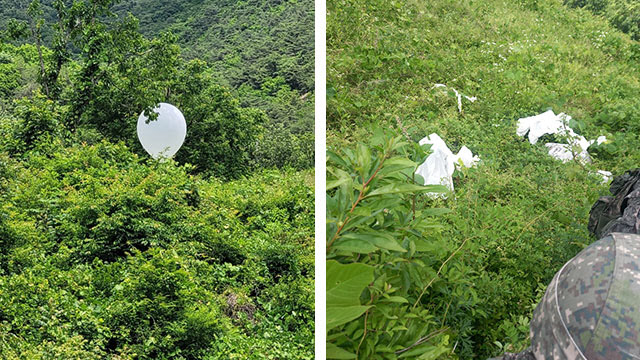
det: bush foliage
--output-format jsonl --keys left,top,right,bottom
{"left": 565, "top": 0, "right": 640, "bottom": 40}
{"left": 327, "top": 130, "right": 454, "bottom": 359}
{"left": 0, "top": 140, "right": 314, "bottom": 358}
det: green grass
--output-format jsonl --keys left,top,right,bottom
{"left": 328, "top": 0, "right": 640, "bottom": 358}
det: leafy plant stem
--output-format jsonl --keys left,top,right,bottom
{"left": 394, "top": 327, "right": 449, "bottom": 355}
{"left": 412, "top": 236, "right": 475, "bottom": 309}
{"left": 326, "top": 149, "right": 390, "bottom": 252}
{"left": 356, "top": 309, "right": 370, "bottom": 356}
{"left": 514, "top": 208, "right": 554, "bottom": 243}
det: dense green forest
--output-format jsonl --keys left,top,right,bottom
{"left": 0, "top": 0, "right": 314, "bottom": 358}
{"left": 327, "top": 0, "right": 640, "bottom": 358}
{"left": 0, "top": 0, "right": 314, "bottom": 170}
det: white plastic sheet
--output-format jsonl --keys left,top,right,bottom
{"left": 544, "top": 143, "right": 591, "bottom": 164}
{"left": 516, "top": 110, "right": 576, "bottom": 145}
{"left": 516, "top": 110, "right": 611, "bottom": 182}
{"left": 515, "top": 110, "right": 608, "bottom": 163}
{"left": 597, "top": 170, "right": 613, "bottom": 183}
{"left": 415, "top": 133, "right": 479, "bottom": 196}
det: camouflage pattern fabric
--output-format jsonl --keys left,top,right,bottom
{"left": 530, "top": 233, "right": 640, "bottom": 360}
{"left": 589, "top": 169, "right": 640, "bottom": 238}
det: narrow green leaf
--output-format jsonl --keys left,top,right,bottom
{"left": 382, "top": 296, "right": 409, "bottom": 303}
{"left": 340, "top": 232, "right": 406, "bottom": 252}
{"left": 332, "top": 238, "right": 377, "bottom": 253}
{"left": 366, "top": 183, "right": 447, "bottom": 198}
{"left": 327, "top": 305, "right": 372, "bottom": 331}
{"left": 326, "top": 343, "right": 357, "bottom": 359}
{"left": 384, "top": 157, "right": 417, "bottom": 167}
{"left": 327, "top": 177, "right": 350, "bottom": 191}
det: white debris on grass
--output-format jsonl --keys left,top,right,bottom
{"left": 415, "top": 133, "right": 479, "bottom": 197}
{"left": 432, "top": 84, "right": 477, "bottom": 113}
{"left": 516, "top": 110, "right": 611, "bottom": 183}
{"left": 516, "top": 110, "right": 580, "bottom": 145}
{"left": 597, "top": 170, "right": 613, "bottom": 183}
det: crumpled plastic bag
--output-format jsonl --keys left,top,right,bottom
{"left": 516, "top": 110, "right": 600, "bottom": 162}
{"left": 544, "top": 142, "right": 591, "bottom": 163}
{"left": 597, "top": 170, "right": 613, "bottom": 183}
{"left": 415, "top": 133, "right": 479, "bottom": 196}
{"left": 516, "top": 110, "right": 576, "bottom": 145}
{"left": 516, "top": 110, "right": 609, "bottom": 182}
{"left": 588, "top": 169, "right": 640, "bottom": 238}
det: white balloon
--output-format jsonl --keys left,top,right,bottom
{"left": 137, "top": 103, "right": 186, "bottom": 159}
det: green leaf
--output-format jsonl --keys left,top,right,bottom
{"left": 340, "top": 232, "right": 406, "bottom": 252}
{"left": 327, "top": 177, "right": 350, "bottom": 191}
{"left": 398, "top": 343, "right": 438, "bottom": 358}
{"left": 416, "top": 208, "right": 451, "bottom": 217}
{"left": 384, "top": 157, "right": 417, "bottom": 167}
{"left": 327, "top": 150, "right": 350, "bottom": 169}
{"left": 327, "top": 167, "right": 353, "bottom": 190}
{"left": 327, "top": 260, "right": 374, "bottom": 306}
{"left": 366, "top": 183, "right": 447, "bottom": 198}
{"left": 327, "top": 305, "right": 372, "bottom": 331}
{"left": 382, "top": 296, "right": 409, "bottom": 303}
{"left": 332, "top": 239, "right": 377, "bottom": 253}
{"left": 327, "top": 260, "right": 374, "bottom": 330}
{"left": 327, "top": 343, "right": 357, "bottom": 359}
{"left": 378, "top": 157, "right": 417, "bottom": 176}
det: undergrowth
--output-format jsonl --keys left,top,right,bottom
{"left": 327, "top": 0, "right": 640, "bottom": 358}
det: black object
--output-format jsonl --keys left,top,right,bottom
{"left": 589, "top": 168, "right": 640, "bottom": 239}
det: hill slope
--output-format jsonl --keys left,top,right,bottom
{"left": 0, "top": 0, "right": 313, "bottom": 93}
{"left": 0, "top": 0, "right": 315, "bottom": 170}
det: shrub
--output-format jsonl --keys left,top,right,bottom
{"left": 327, "top": 128, "right": 456, "bottom": 359}
{"left": 1, "top": 93, "right": 61, "bottom": 155}
{"left": 0, "top": 137, "right": 314, "bottom": 358}
{"left": 174, "top": 81, "right": 265, "bottom": 180}
{"left": 257, "top": 276, "right": 314, "bottom": 332}
{"left": 203, "top": 237, "right": 246, "bottom": 266}
{"left": 564, "top": 0, "right": 609, "bottom": 13}
{"left": 12, "top": 141, "right": 195, "bottom": 263}
{"left": 253, "top": 123, "right": 314, "bottom": 170}
{"left": 607, "top": 0, "right": 640, "bottom": 40}
{"left": 565, "top": 0, "right": 640, "bottom": 40}
{"left": 263, "top": 243, "right": 300, "bottom": 281}
{"left": 103, "top": 249, "right": 230, "bottom": 358}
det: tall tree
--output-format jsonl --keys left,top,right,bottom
{"left": 26, "top": 0, "right": 49, "bottom": 96}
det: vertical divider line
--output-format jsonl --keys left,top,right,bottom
{"left": 315, "top": 0, "right": 327, "bottom": 358}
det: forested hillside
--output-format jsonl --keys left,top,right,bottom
{"left": 0, "top": 0, "right": 314, "bottom": 358}
{"left": 0, "top": 0, "right": 314, "bottom": 170}
{"left": 327, "top": 0, "right": 640, "bottom": 358}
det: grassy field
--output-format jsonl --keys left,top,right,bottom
{"left": 328, "top": 0, "right": 640, "bottom": 358}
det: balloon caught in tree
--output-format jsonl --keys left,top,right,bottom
{"left": 137, "top": 103, "right": 187, "bottom": 159}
